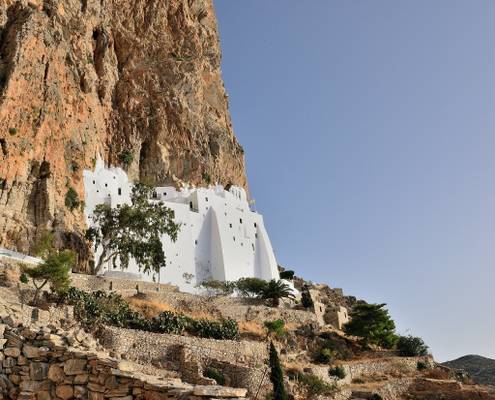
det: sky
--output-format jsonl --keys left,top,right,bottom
{"left": 214, "top": 0, "right": 495, "bottom": 362}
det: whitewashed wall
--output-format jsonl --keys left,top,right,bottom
{"left": 83, "top": 160, "right": 280, "bottom": 293}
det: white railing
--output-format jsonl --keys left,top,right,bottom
{"left": 0, "top": 247, "right": 42, "bottom": 265}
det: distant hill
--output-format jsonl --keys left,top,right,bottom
{"left": 443, "top": 355, "right": 495, "bottom": 387}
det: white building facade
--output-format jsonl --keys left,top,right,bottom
{"left": 83, "top": 160, "right": 280, "bottom": 293}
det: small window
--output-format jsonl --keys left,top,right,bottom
{"left": 152, "top": 192, "right": 157, "bottom": 199}
{"left": 205, "top": 197, "right": 208, "bottom": 202}
{"left": 224, "top": 212, "right": 227, "bottom": 216}
{"left": 118, "top": 188, "right": 122, "bottom": 195}
{"left": 229, "top": 223, "right": 232, "bottom": 228}
{"left": 164, "top": 192, "right": 167, "bottom": 196}
{"left": 104, "top": 183, "right": 108, "bottom": 187}
{"left": 241, "top": 242, "right": 243, "bottom": 246}
{"left": 252, "top": 244, "right": 255, "bottom": 251}
{"left": 255, "top": 233, "right": 258, "bottom": 238}
{"left": 254, "top": 222, "right": 257, "bottom": 228}
{"left": 190, "top": 201, "right": 193, "bottom": 210}
{"left": 195, "top": 240, "right": 198, "bottom": 245}
{"left": 233, "top": 236, "right": 236, "bottom": 242}
{"left": 239, "top": 218, "right": 243, "bottom": 224}
{"left": 92, "top": 180, "right": 95, "bottom": 184}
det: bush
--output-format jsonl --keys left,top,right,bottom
{"left": 396, "top": 335, "right": 429, "bottom": 357}
{"left": 264, "top": 319, "right": 285, "bottom": 337}
{"left": 294, "top": 372, "right": 336, "bottom": 396}
{"left": 417, "top": 361, "right": 428, "bottom": 371}
{"left": 8, "top": 127, "right": 16, "bottom": 135}
{"left": 65, "top": 187, "right": 80, "bottom": 211}
{"left": 204, "top": 367, "right": 225, "bottom": 385}
{"left": 329, "top": 365, "right": 346, "bottom": 379}
{"left": 152, "top": 311, "right": 188, "bottom": 335}
{"left": 235, "top": 277, "right": 267, "bottom": 297}
{"left": 119, "top": 150, "right": 134, "bottom": 166}
{"left": 187, "top": 318, "right": 239, "bottom": 340}
{"left": 316, "top": 348, "right": 334, "bottom": 364}
{"left": 65, "top": 288, "right": 239, "bottom": 340}
{"left": 279, "top": 270, "right": 294, "bottom": 280}
{"left": 19, "top": 273, "right": 28, "bottom": 284}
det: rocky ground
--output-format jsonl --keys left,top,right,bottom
{"left": 1, "top": 259, "right": 495, "bottom": 400}
{"left": 443, "top": 355, "right": 495, "bottom": 388}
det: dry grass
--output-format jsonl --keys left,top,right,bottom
{"left": 127, "top": 297, "right": 217, "bottom": 321}
{"left": 423, "top": 368, "right": 451, "bottom": 380}
{"left": 127, "top": 297, "right": 177, "bottom": 318}
{"left": 238, "top": 320, "right": 266, "bottom": 339}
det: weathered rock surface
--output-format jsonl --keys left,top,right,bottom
{"left": 0, "top": 0, "right": 246, "bottom": 270}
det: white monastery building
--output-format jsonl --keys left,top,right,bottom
{"left": 83, "top": 159, "right": 281, "bottom": 293}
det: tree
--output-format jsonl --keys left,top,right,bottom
{"left": 396, "top": 335, "right": 429, "bottom": 357}
{"left": 22, "top": 250, "right": 75, "bottom": 301}
{"left": 260, "top": 279, "right": 294, "bottom": 307}
{"left": 86, "top": 183, "right": 180, "bottom": 275}
{"left": 269, "top": 342, "right": 288, "bottom": 400}
{"left": 343, "top": 303, "right": 397, "bottom": 348}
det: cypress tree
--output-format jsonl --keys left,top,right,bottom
{"left": 269, "top": 342, "right": 288, "bottom": 400}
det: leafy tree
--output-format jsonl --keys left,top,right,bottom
{"left": 343, "top": 303, "right": 397, "bottom": 348}
{"left": 22, "top": 250, "right": 75, "bottom": 301}
{"left": 200, "top": 279, "right": 236, "bottom": 295}
{"left": 32, "top": 231, "right": 56, "bottom": 259}
{"left": 235, "top": 277, "right": 267, "bottom": 297}
{"left": 86, "top": 183, "right": 180, "bottom": 275}
{"left": 260, "top": 279, "right": 294, "bottom": 307}
{"left": 269, "top": 342, "right": 288, "bottom": 400}
{"left": 396, "top": 335, "right": 429, "bottom": 357}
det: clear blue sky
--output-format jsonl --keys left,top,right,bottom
{"left": 214, "top": 1, "right": 495, "bottom": 362}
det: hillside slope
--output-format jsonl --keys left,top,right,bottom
{"left": 0, "top": 0, "right": 246, "bottom": 269}
{"left": 443, "top": 355, "right": 495, "bottom": 387}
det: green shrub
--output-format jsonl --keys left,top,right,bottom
{"left": 316, "top": 348, "right": 334, "bottom": 364}
{"left": 152, "top": 311, "right": 188, "bottom": 335}
{"left": 204, "top": 367, "right": 225, "bottom": 385}
{"left": 65, "top": 187, "right": 80, "bottom": 211}
{"left": 65, "top": 288, "right": 239, "bottom": 340}
{"left": 329, "top": 365, "right": 346, "bottom": 379}
{"left": 295, "top": 372, "right": 336, "bottom": 396}
{"left": 119, "top": 150, "right": 134, "bottom": 166}
{"left": 8, "top": 127, "right": 16, "bottom": 135}
{"left": 187, "top": 318, "right": 239, "bottom": 340}
{"left": 235, "top": 277, "right": 267, "bottom": 297}
{"left": 396, "top": 335, "right": 429, "bottom": 357}
{"left": 264, "top": 319, "right": 285, "bottom": 337}
{"left": 201, "top": 171, "right": 211, "bottom": 184}
{"left": 19, "top": 273, "right": 28, "bottom": 284}
{"left": 279, "top": 270, "right": 294, "bottom": 280}
{"left": 417, "top": 361, "right": 428, "bottom": 371}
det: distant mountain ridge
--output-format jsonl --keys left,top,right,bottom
{"left": 443, "top": 355, "right": 495, "bottom": 387}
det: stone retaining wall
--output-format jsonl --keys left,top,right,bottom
{"left": 0, "top": 323, "right": 248, "bottom": 400}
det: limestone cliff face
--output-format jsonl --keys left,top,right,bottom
{"left": 0, "top": 0, "right": 247, "bottom": 269}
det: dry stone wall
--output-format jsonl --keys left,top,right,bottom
{"left": 0, "top": 322, "right": 248, "bottom": 400}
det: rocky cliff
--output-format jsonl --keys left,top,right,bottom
{"left": 0, "top": 0, "right": 246, "bottom": 269}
